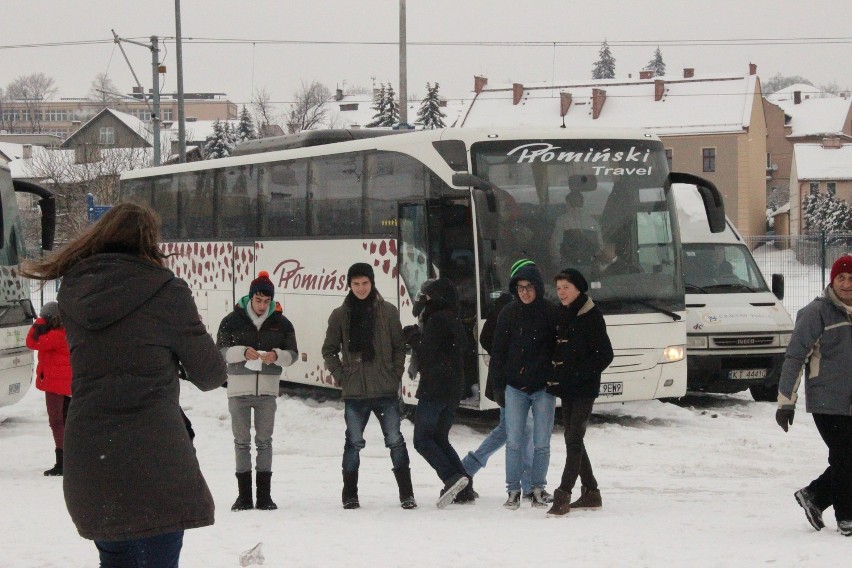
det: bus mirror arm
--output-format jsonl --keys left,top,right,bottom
{"left": 669, "top": 172, "right": 726, "bottom": 233}
{"left": 13, "top": 180, "right": 56, "bottom": 251}
{"left": 452, "top": 173, "right": 497, "bottom": 213}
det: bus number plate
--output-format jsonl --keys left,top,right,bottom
{"left": 729, "top": 369, "right": 768, "bottom": 380}
{"left": 599, "top": 382, "right": 623, "bottom": 396}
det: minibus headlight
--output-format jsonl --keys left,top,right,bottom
{"left": 686, "top": 335, "right": 708, "bottom": 349}
{"left": 660, "top": 345, "right": 685, "bottom": 363}
{"left": 779, "top": 333, "right": 792, "bottom": 347}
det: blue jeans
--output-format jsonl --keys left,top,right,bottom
{"left": 343, "top": 397, "right": 410, "bottom": 472}
{"left": 413, "top": 399, "right": 466, "bottom": 483}
{"left": 461, "top": 408, "right": 534, "bottom": 493}
{"left": 504, "top": 385, "right": 556, "bottom": 492}
{"left": 95, "top": 530, "right": 183, "bottom": 568}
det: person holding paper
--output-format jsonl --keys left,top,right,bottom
{"left": 217, "top": 271, "right": 298, "bottom": 512}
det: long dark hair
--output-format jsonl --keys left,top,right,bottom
{"left": 21, "top": 202, "right": 166, "bottom": 281}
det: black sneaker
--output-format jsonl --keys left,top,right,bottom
{"left": 437, "top": 475, "right": 469, "bottom": 509}
{"left": 503, "top": 490, "right": 521, "bottom": 510}
{"left": 530, "top": 487, "right": 552, "bottom": 508}
{"left": 794, "top": 488, "right": 825, "bottom": 531}
{"left": 453, "top": 483, "right": 476, "bottom": 504}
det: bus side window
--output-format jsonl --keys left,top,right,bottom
{"left": 263, "top": 161, "right": 307, "bottom": 237}
{"left": 310, "top": 154, "right": 363, "bottom": 236}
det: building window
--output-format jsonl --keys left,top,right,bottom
{"left": 809, "top": 182, "right": 819, "bottom": 195}
{"left": 340, "top": 103, "right": 359, "bottom": 112}
{"left": 162, "top": 109, "right": 173, "bottom": 121}
{"left": 99, "top": 127, "right": 115, "bottom": 145}
{"left": 766, "top": 153, "right": 772, "bottom": 169}
{"left": 827, "top": 182, "right": 837, "bottom": 196}
{"left": 702, "top": 148, "right": 715, "bottom": 173}
{"left": 665, "top": 148, "right": 673, "bottom": 171}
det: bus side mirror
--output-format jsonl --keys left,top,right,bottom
{"left": 454, "top": 173, "right": 500, "bottom": 243}
{"left": 452, "top": 173, "right": 496, "bottom": 212}
{"left": 772, "top": 273, "right": 784, "bottom": 300}
{"left": 670, "top": 172, "right": 725, "bottom": 233}
{"left": 13, "top": 179, "right": 56, "bottom": 251}
{"left": 0, "top": 199, "right": 4, "bottom": 249}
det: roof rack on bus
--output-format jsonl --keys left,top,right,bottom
{"left": 232, "top": 129, "right": 408, "bottom": 156}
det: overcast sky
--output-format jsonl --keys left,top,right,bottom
{"left": 4, "top": 0, "right": 851, "bottom": 109}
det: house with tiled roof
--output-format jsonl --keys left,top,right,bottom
{"left": 459, "top": 64, "right": 768, "bottom": 236}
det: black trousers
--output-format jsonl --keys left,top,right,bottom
{"left": 808, "top": 413, "right": 852, "bottom": 522}
{"left": 558, "top": 398, "right": 598, "bottom": 492}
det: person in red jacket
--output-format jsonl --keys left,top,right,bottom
{"left": 26, "top": 301, "right": 72, "bottom": 476}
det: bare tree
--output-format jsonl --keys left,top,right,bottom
{"left": 89, "top": 73, "right": 121, "bottom": 106}
{"left": 250, "top": 87, "right": 280, "bottom": 137}
{"left": 6, "top": 73, "right": 58, "bottom": 133}
{"left": 288, "top": 81, "right": 331, "bottom": 133}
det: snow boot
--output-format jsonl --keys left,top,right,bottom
{"left": 569, "top": 486, "right": 602, "bottom": 510}
{"left": 437, "top": 474, "right": 468, "bottom": 509}
{"left": 546, "top": 488, "right": 572, "bottom": 517}
{"left": 392, "top": 467, "right": 417, "bottom": 509}
{"left": 503, "top": 490, "right": 521, "bottom": 510}
{"left": 342, "top": 469, "right": 360, "bottom": 509}
{"left": 44, "top": 449, "right": 63, "bottom": 477}
{"left": 794, "top": 487, "right": 825, "bottom": 531}
{"left": 231, "top": 471, "right": 254, "bottom": 511}
{"left": 255, "top": 471, "right": 278, "bottom": 510}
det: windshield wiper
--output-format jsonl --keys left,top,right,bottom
{"left": 684, "top": 282, "right": 709, "bottom": 294}
{"left": 619, "top": 299, "right": 682, "bottom": 321}
{"left": 705, "top": 283, "right": 758, "bottom": 293}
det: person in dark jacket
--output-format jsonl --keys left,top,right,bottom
{"left": 776, "top": 255, "right": 852, "bottom": 537}
{"left": 544, "top": 268, "right": 614, "bottom": 517}
{"left": 487, "top": 259, "right": 559, "bottom": 510}
{"left": 403, "top": 278, "right": 470, "bottom": 508}
{"left": 25, "top": 301, "right": 72, "bottom": 476}
{"left": 21, "top": 203, "right": 227, "bottom": 568}
{"left": 322, "top": 262, "right": 415, "bottom": 510}
{"left": 217, "top": 271, "right": 298, "bottom": 512}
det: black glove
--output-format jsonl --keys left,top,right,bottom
{"left": 775, "top": 408, "right": 794, "bottom": 432}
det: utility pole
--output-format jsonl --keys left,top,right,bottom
{"left": 175, "top": 0, "right": 186, "bottom": 163}
{"left": 399, "top": 0, "right": 408, "bottom": 126}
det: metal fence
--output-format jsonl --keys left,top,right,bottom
{"left": 743, "top": 233, "right": 852, "bottom": 321}
{"left": 28, "top": 279, "right": 60, "bottom": 314}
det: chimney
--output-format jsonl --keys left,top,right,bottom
{"left": 474, "top": 75, "right": 488, "bottom": 94}
{"left": 749, "top": 63, "right": 757, "bottom": 76}
{"left": 592, "top": 88, "right": 607, "bottom": 119}
{"left": 438, "top": 99, "right": 447, "bottom": 108}
{"left": 22, "top": 144, "right": 32, "bottom": 159}
{"left": 132, "top": 86, "right": 143, "bottom": 99}
{"left": 334, "top": 88, "right": 343, "bottom": 102}
{"left": 654, "top": 79, "right": 665, "bottom": 102}
{"left": 683, "top": 68, "right": 695, "bottom": 78}
{"left": 639, "top": 70, "right": 654, "bottom": 80}
{"left": 512, "top": 83, "right": 524, "bottom": 105}
{"left": 793, "top": 91, "right": 802, "bottom": 105}
{"left": 560, "top": 92, "right": 573, "bottom": 117}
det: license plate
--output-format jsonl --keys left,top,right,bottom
{"left": 599, "top": 382, "right": 623, "bottom": 396}
{"left": 728, "top": 369, "right": 768, "bottom": 380}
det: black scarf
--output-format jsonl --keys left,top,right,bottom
{"left": 345, "top": 290, "right": 376, "bottom": 362}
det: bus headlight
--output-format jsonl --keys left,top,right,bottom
{"left": 686, "top": 335, "right": 708, "bottom": 349}
{"left": 660, "top": 345, "right": 685, "bottom": 363}
{"left": 779, "top": 333, "right": 792, "bottom": 347}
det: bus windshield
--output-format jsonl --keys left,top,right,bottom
{"left": 471, "top": 138, "right": 682, "bottom": 316}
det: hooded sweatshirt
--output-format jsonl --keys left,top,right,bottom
{"left": 56, "top": 253, "right": 227, "bottom": 542}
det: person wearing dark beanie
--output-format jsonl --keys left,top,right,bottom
{"left": 776, "top": 254, "right": 852, "bottom": 536}
{"left": 322, "top": 262, "right": 414, "bottom": 510}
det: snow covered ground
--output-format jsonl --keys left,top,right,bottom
{"left": 1, "top": 382, "right": 848, "bottom": 567}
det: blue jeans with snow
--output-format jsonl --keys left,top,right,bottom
{"left": 95, "top": 530, "right": 183, "bottom": 568}
{"left": 342, "top": 397, "right": 410, "bottom": 472}
{"left": 504, "top": 385, "right": 556, "bottom": 492}
{"left": 461, "top": 407, "right": 534, "bottom": 493}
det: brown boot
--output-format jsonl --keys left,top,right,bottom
{"left": 569, "top": 487, "right": 602, "bottom": 510}
{"left": 546, "top": 488, "right": 571, "bottom": 517}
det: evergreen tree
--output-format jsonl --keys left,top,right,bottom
{"left": 383, "top": 83, "right": 400, "bottom": 127}
{"left": 802, "top": 192, "right": 852, "bottom": 234}
{"left": 204, "top": 119, "right": 233, "bottom": 159}
{"left": 367, "top": 84, "right": 387, "bottom": 128}
{"left": 236, "top": 105, "right": 256, "bottom": 142}
{"left": 591, "top": 40, "right": 616, "bottom": 80}
{"left": 416, "top": 82, "right": 447, "bottom": 129}
{"left": 645, "top": 47, "right": 666, "bottom": 77}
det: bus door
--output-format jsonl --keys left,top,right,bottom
{"left": 397, "top": 202, "right": 433, "bottom": 307}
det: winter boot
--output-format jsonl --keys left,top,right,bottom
{"left": 839, "top": 520, "right": 852, "bottom": 537}
{"left": 794, "top": 488, "right": 825, "bottom": 531}
{"left": 255, "top": 471, "right": 278, "bottom": 510}
{"left": 392, "top": 467, "right": 417, "bottom": 510}
{"left": 569, "top": 486, "right": 602, "bottom": 510}
{"left": 342, "top": 470, "right": 360, "bottom": 509}
{"left": 503, "top": 490, "right": 521, "bottom": 510}
{"left": 231, "top": 471, "right": 254, "bottom": 511}
{"left": 546, "top": 488, "right": 572, "bottom": 517}
{"left": 44, "top": 449, "right": 63, "bottom": 477}
{"left": 437, "top": 474, "right": 469, "bottom": 509}
{"left": 453, "top": 477, "right": 477, "bottom": 504}
{"left": 530, "top": 486, "right": 551, "bottom": 509}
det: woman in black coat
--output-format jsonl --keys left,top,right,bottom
{"left": 545, "top": 269, "right": 613, "bottom": 517}
{"left": 23, "top": 203, "right": 227, "bottom": 567}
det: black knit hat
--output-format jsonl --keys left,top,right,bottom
{"left": 347, "top": 262, "right": 375, "bottom": 287}
{"left": 249, "top": 271, "right": 275, "bottom": 299}
{"left": 555, "top": 268, "right": 589, "bottom": 294}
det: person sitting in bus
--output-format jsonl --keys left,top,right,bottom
{"left": 217, "top": 271, "right": 298, "bottom": 512}
{"left": 710, "top": 248, "right": 735, "bottom": 280}
{"left": 592, "top": 240, "right": 642, "bottom": 280}
{"left": 322, "top": 262, "right": 416, "bottom": 510}
{"left": 25, "top": 301, "right": 72, "bottom": 477}
{"left": 402, "top": 278, "right": 471, "bottom": 508}
{"left": 549, "top": 191, "right": 600, "bottom": 267}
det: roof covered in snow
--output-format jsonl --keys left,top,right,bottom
{"left": 793, "top": 143, "right": 852, "bottom": 180}
{"left": 765, "top": 88, "right": 852, "bottom": 138}
{"left": 308, "top": 93, "right": 468, "bottom": 131}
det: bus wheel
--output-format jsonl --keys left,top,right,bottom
{"left": 749, "top": 385, "right": 778, "bottom": 402}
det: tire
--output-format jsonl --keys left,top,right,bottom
{"left": 749, "top": 384, "right": 778, "bottom": 402}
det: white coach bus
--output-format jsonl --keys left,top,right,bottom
{"left": 119, "top": 127, "right": 725, "bottom": 409}
{"left": 1, "top": 163, "right": 55, "bottom": 407}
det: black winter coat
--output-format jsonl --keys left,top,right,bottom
{"left": 57, "top": 253, "right": 227, "bottom": 542}
{"left": 547, "top": 293, "right": 614, "bottom": 400}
